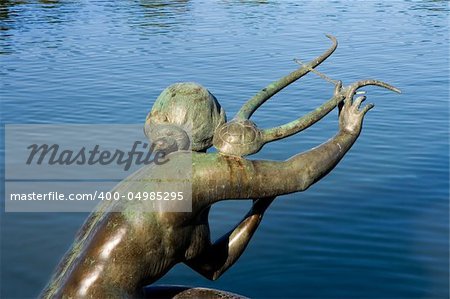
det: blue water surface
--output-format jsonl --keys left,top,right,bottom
{"left": 0, "top": 1, "right": 448, "bottom": 298}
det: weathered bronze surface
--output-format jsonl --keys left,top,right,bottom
{"left": 40, "top": 35, "right": 400, "bottom": 299}
{"left": 142, "top": 285, "right": 249, "bottom": 299}
{"left": 144, "top": 82, "right": 226, "bottom": 152}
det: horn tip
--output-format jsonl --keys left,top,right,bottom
{"left": 388, "top": 85, "right": 402, "bottom": 94}
{"left": 325, "top": 34, "right": 337, "bottom": 41}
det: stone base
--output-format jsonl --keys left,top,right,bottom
{"left": 142, "top": 285, "right": 249, "bottom": 299}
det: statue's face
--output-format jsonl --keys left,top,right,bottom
{"left": 145, "top": 123, "right": 190, "bottom": 153}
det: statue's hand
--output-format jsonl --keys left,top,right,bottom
{"left": 338, "top": 95, "right": 373, "bottom": 136}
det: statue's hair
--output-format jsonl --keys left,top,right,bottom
{"left": 145, "top": 82, "right": 226, "bottom": 151}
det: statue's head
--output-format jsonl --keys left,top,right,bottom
{"left": 145, "top": 82, "right": 226, "bottom": 152}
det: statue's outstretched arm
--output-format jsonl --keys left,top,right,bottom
{"left": 185, "top": 197, "right": 275, "bottom": 280}
{"left": 192, "top": 90, "right": 385, "bottom": 204}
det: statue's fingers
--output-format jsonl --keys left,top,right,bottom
{"left": 361, "top": 103, "right": 375, "bottom": 115}
{"left": 354, "top": 96, "right": 367, "bottom": 110}
{"left": 334, "top": 80, "right": 343, "bottom": 96}
{"left": 344, "top": 97, "right": 353, "bottom": 109}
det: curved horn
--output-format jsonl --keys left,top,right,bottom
{"left": 235, "top": 34, "right": 338, "bottom": 120}
{"left": 345, "top": 79, "right": 401, "bottom": 100}
{"left": 261, "top": 80, "right": 401, "bottom": 143}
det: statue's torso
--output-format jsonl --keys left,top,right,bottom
{"left": 42, "top": 204, "right": 212, "bottom": 298}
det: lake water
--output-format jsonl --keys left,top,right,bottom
{"left": 0, "top": 1, "right": 448, "bottom": 298}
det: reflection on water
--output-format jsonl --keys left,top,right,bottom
{"left": 0, "top": 1, "right": 449, "bottom": 298}
{"left": 125, "top": 0, "right": 192, "bottom": 31}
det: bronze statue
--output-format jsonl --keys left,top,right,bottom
{"left": 41, "top": 35, "right": 400, "bottom": 298}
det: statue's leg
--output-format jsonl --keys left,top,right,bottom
{"left": 185, "top": 197, "right": 275, "bottom": 280}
